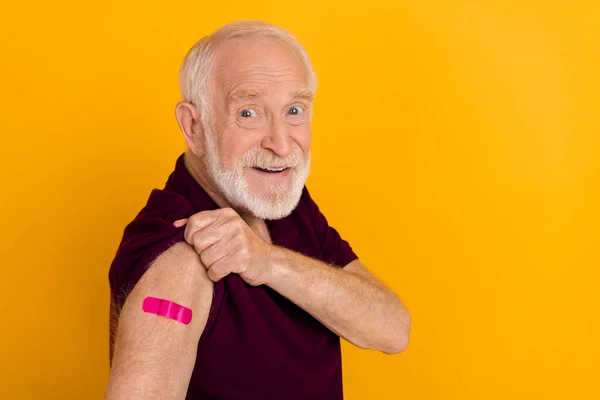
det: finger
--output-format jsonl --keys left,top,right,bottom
{"left": 200, "top": 234, "right": 240, "bottom": 267}
{"left": 201, "top": 250, "right": 235, "bottom": 282}
{"left": 207, "top": 267, "right": 230, "bottom": 283}
{"left": 192, "top": 228, "right": 226, "bottom": 256}
{"left": 183, "top": 209, "right": 225, "bottom": 244}
{"left": 205, "top": 253, "right": 235, "bottom": 282}
{"left": 173, "top": 218, "right": 188, "bottom": 228}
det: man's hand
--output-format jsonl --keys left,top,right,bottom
{"left": 174, "top": 208, "right": 410, "bottom": 354}
{"left": 174, "top": 208, "right": 274, "bottom": 286}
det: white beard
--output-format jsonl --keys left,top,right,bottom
{"left": 203, "top": 125, "right": 310, "bottom": 220}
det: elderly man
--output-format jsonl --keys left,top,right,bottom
{"left": 106, "top": 21, "right": 410, "bottom": 400}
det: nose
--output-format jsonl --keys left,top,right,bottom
{"left": 260, "top": 115, "right": 293, "bottom": 157}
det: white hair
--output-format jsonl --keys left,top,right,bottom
{"left": 179, "top": 20, "right": 318, "bottom": 128}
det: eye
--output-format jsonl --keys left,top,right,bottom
{"left": 240, "top": 109, "right": 258, "bottom": 118}
{"left": 288, "top": 106, "right": 305, "bottom": 115}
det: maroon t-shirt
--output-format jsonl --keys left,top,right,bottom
{"left": 108, "top": 154, "right": 358, "bottom": 399}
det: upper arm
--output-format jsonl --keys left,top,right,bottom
{"left": 106, "top": 242, "right": 213, "bottom": 400}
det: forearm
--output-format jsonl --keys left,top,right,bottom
{"left": 266, "top": 247, "right": 410, "bottom": 354}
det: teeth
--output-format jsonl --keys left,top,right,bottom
{"left": 262, "top": 167, "right": 285, "bottom": 172}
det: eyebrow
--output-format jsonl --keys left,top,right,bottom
{"left": 292, "top": 88, "right": 315, "bottom": 101}
{"left": 229, "top": 89, "right": 267, "bottom": 102}
{"left": 228, "top": 87, "right": 315, "bottom": 102}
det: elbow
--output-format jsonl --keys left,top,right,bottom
{"left": 352, "top": 301, "right": 412, "bottom": 354}
{"left": 381, "top": 308, "right": 411, "bottom": 355}
{"left": 354, "top": 307, "right": 411, "bottom": 354}
{"left": 381, "top": 331, "right": 409, "bottom": 355}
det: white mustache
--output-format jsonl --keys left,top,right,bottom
{"left": 238, "top": 146, "right": 304, "bottom": 169}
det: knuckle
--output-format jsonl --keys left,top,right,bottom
{"left": 223, "top": 208, "right": 236, "bottom": 218}
{"left": 207, "top": 268, "right": 219, "bottom": 282}
{"left": 191, "top": 234, "right": 204, "bottom": 250}
{"left": 239, "top": 246, "right": 250, "bottom": 259}
{"left": 210, "top": 260, "right": 230, "bottom": 281}
{"left": 234, "top": 233, "right": 246, "bottom": 245}
{"left": 183, "top": 226, "right": 196, "bottom": 242}
{"left": 200, "top": 252, "right": 214, "bottom": 267}
{"left": 211, "top": 258, "right": 225, "bottom": 273}
{"left": 237, "top": 263, "right": 247, "bottom": 275}
{"left": 187, "top": 213, "right": 199, "bottom": 226}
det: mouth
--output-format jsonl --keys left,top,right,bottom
{"left": 249, "top": 166, "right": 293, "bottom": 179}
{"left": 252, "top": 166, "right": 289, "bottom": 174}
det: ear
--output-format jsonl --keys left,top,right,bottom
{"left": 175, "top": 101, "right": 205, "bottom": 155}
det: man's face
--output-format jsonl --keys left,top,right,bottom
{"left": 203, "top": 37, "right": 313, "bottom": 220}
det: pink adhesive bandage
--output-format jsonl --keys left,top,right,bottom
{"left": 142, "top": 296, "right": 193, "bottom": 325}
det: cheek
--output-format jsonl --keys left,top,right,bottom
{"left": 217, "top": 128, "right": 259, "bottom": 169}
{"left": 294, "top": 126, "right": 312, "bottom": 156}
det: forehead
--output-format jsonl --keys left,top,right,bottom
{"left": 211, "top": 37, "right": 309, "bottom": 94}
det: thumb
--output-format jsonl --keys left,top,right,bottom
{"left": 173, "top": 218, "right": 188, "bottom": 228}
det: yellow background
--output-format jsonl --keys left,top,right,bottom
{"left": 1, "top": 1, "right": 599, "bottom": 399}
